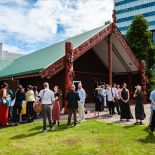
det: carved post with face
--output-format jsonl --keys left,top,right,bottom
{"left": 64, "top": 41, "right": 74, "bottom": 112}
{"left": 140, "top": 60, "right": 147, "bottom": 103}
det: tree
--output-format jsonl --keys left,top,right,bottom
{"left": 105, "top": 20, "right": 111, "bottom": 25}
{"left": 125, "top": 15, "right": 155, "bottom": 93}
{"left": 147, "top": 45, "right": 155, "bottom": 79}
{"left": 126, "top": 15, "right": 152, "bottom": 60}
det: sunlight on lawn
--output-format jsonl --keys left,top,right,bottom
{"left": 0, "top": 120, "right": 155, "bottom": 155}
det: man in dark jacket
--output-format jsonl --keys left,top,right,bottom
{"left": 66, "top": 84, "right": 80, "bottom": 127}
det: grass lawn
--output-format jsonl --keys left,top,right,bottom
{"left": 0, "top": 120, "right": 155, "bottom": 155}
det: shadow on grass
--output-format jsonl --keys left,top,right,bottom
{"left": 137, "top": 133, "right": 155, "bottom": 144}
{"left": 51, "top": 123, "right": 75, "bottom": 133}
{"left": 10, "top": 131, "right": 41, "bottom": 140}
{"left": 123, "top": 124, "right": 137, "bottom": 129}
{"left": 10, "top": 124, "right": 72, "bottom": 139}
{"left": 28, "top": 126, "right": 42, "bottom": 131}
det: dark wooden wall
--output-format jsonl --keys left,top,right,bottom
{"left": 1, "top": 49, "right": 141, "bottom": 103}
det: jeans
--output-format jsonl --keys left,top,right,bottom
{"left": 12, "top": 102, "right": 22, "bottom": 123}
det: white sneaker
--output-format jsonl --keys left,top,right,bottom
{"left": 48, "top": 127, "right": 54, "bottom": 131}
{"left": 40, "top": 129, "right": 48, "bottom": 133}
{"left": 81, "top": 119, "right": 86, "bottom": 123}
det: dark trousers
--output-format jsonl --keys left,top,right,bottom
{"left": 150, "top": 110, "right": 155, "bottom": 132}
{"left": 107, "top": 101, "right": 114, "bottom": 115}
{"left": 12, "top": 103, "right": 22, "bottom": 123}
{"left": 68, "top": 108, "right": 77, "bottom": 126}
{"left": 26, "top": 101, "right": 35, "bottom": 120}
{"left": 9, "top": 106, "right": 13, "bottom": 121}
{"left": 42, "top": 104, "right": 53, "bottom": 130}
{"left": 114, "top": 99, "right": 120, "bottom": 114}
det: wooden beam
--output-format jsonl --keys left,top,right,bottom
{"left": 0, "top": 73, "right": 40, "bottom": 81}
{"left": 108, "top": 34, "right": 112, "bottom": 85}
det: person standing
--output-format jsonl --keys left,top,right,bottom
{"left": 12, "top": 85, "right": 25, "bottom": 125}
{"left": 106, "top": 84, "right": 114, "bottom": 116}
{"left": 133, "top": 85, "right": 145, "bottom": 125}
{"left": 8, "top": 88, "right": 15, "bottom": 122}
{"left": 77, "top": 82, "right": 86, "bottom": 122}
{"left": 98, "top": 85, "right": 106, "bottom": 111}
{"left": 120, "top": 83, "right": 133, "bottom": 121}
{"left": 52, "top": 86, "right": 61, "bottom": 127}
{"left": 25, "top": 85, "right": 35, "bottom": 122}
{"left": 117, "top": 84, "right": 121, "bottom": 115}
{"left": 94, "top": 86, "right": 102, "bottom": 118}
{"left": 33, "top": 86, "right": 39, "bottom": 100}
{"left": 66, "top": 84, "right": 80, "bottom": 127}
{"left": 38, "top": 82, "right": 55, "bottom": 133}
{"left": 149, "top": 89, "right": 155, "bottom": 133}
{"left": 0, "top": 83, "right": 10, "bottom": 127}
{"left": 112, "top": 83, "right": 120, "bottom": 115}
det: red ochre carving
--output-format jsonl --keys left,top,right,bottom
{"left": 140, "top": 60, "right": 147, "bottom": 102}
{"left": 41, "top": 24, "right": 112, "bottom": 79}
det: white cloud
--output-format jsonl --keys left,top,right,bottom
{"left": 0, "top": 0, "right": 113, "bottom": 53}
{"left": 0, "top": 0, "right": 28, "bottom": 6}
{"left": 2, "top": 43, "right": 26, "bottom": 54}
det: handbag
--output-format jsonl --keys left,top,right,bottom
{"left": 33, "top": 100, "right": 42, "bottom": 113}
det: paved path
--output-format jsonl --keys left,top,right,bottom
{"left": 85, "top": 104, "right": 151, "bottom": 126}
{"left": 60, "top": 104, "right": 151, "bottom": 126}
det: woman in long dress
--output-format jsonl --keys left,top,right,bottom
{"left": 94, "top": 87, "right": 102, "bottom": 118}
{"left": 52, "top": 86, "right": 61, "bottom": 127}
{"left": 120, "top": 83, "right": 133, "bottom": 121}
{"left": 133, "top": 85, "right": 145, "bottom": 124}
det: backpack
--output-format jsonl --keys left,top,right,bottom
{"left": 8, "top": 89, "right": 15, "bottom": 100}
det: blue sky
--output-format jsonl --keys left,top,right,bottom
{"left": 0, "top": 0, "right": 113, "bottom": 54}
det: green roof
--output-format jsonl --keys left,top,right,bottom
{"left": 0, "top": 24, "right": 110, "bottom": 79}
{"left": 0, "top": 58, "right": 14, "bottom": 71}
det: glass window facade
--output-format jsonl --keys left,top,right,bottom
{"left": 153, "top": 31, "right": 155, "bottom": 44}
{"left": 115, "top": 0, "right": 155, "bottom": 41}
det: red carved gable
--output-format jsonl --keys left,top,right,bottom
{"left": 41, "top": 23, "right": 140, "bottom": 79}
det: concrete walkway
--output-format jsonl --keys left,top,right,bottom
{"left": 60, "top": 104, "right": 151, "bottom": 126}
{"left": 85, "top": 104, "right": 151, "bottom": 126}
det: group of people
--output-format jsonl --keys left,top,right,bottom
{"left": 0, "top": 82, "right": 86, "bottom": 133}
{"left": 95, "top": 83, "right": 146, "bottom": 124}
{"left": 1, "top": 81, "right": 155, "bottom": 134}
{"left": 0, "top": 83, "right": 62, "bottom": 130}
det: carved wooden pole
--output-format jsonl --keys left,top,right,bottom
{"left": 128, "top": 73, "right": 133, "bottom": 100}
{"left": 108, "top": 34, "right": 112, "bottom": 85}
{"left": 64, "top": 41, "right": 74, "bottom": 113}
{"left": 107, "top": 9, "right": 116, "bottom": 86}
{"left": 140, "top": 60, "right": 147, "bottom": 103}
{"left": 112, "top": 9, "right": 117, "bottom": 24}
